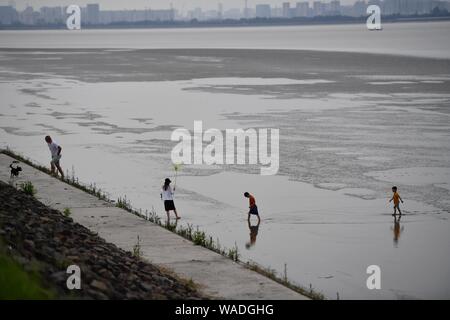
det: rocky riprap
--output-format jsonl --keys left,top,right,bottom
{"left": 0, "top": 181, "right": 203, "bottom": 299}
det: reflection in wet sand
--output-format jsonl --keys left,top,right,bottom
{"left": 246, "top": 218, "right": 260, "bottom": 250}
{"left": 392, "top": 214, "right": 404, "bottom": 248}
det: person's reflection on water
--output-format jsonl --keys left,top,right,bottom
{"left": 391, "top": 214, "right": 404, "bottom": 247}
{"left": 245, "top": 218, "right": 260, "bottom": 250}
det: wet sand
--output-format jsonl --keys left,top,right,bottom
{"left": 1, "top": 48, "right": 450, "bottom": 299}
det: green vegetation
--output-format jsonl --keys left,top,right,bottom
{"left": 0, "top": 242, "right": 55, "bottom": 299}
{"left": 62, "top": 208, "right": 72, "bottom": 217}
{"left": 227, "top": 243, "right": 240, "bottom": 262}
{"left": 165, "top": 221, "right": 177, "bottom": 232}
{"left": 157, "top": 264, "right": 200, "bottom": 293}
{"left": 132, "top": 235, "right": 142, "bottom": 259}
{"left": 116, "top": 196, "right": 132, "bottom": 211}
{"left": 147, "top": 207, "right": 161, "bottom": 225}
{"left": 245, "top": 261, "right": 325, "bottom": 300}
{"left": 192, "top": 227, "right": 207, "bottom": 246}
{"left": 20, "top": 181, "right": 36, "bottom": 196}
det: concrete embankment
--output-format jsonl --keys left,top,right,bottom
{"left": 0, "top": 153, "right": 308, "bottom": 300}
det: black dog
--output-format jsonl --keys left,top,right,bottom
{"left": 10, "top": 161, "right": 22, "bottom": 178}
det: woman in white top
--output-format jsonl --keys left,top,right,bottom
{"left": 161, "top": 178, "right": 180, "bottom": 220}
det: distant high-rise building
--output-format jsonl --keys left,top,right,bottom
{"left": 98, "top": 8, "right": 175, "bottom": 24}
{"left": 282, "top": 2, "right": 291, "bottom": 18}
{"left": 313, "top": 1, "right": 325, "bottom": 16}
{"left": 256, "top": 4, "right": 271, "bottom": 18}
{"left": 189, "top": 7, "right": 203, "bottom": 20}
{"left": 203, "top": 9, "right": 218, "bottom": 20}
{"left": 223, "top": 8, "right": 241, "bottom": 19}
{"left": 218, "top": 3, "right": 223, "bottom": 20}
{"left": 244, "top": 0, "right": 249, "bottom": 18}
{"left": 39, "top": 6, "right": 63, "bottom": 24}
{"left": 368, "top": 0, "right": 382, "bottom": 6}
{"left": 381, "top": 0, "right": 444, "bottom": 15}
{"left": 19, "top": 6, "right": 34, "bottom": 25}
{"left": 149, "top": 9, "right": 175, "bottom": 21}
{"left": 295, "top": 2, "right": 309, "bottom": 17}
{"left": 400, "top": 0, "right": 413, "bottom": 14}
{"left": 383, "top": 0, "right": 400, "bottom": 14}
{"left": 270, "top": 6, "right": 282, "bottom": 17}
{"left": 86, "top": 4, "right": 100, "bottom": 24}
{"left": 431, "top": 0, "right": 450, "bottom": 12}
{"left": 352, "top": 0, "right": 367, "bottom": 16}
{"left": 329, "top": 0, "right": 341, "bottom": 15}
{"left": 416, "top": 0, "right": 433, "bottom": 14}
{"left": 0, "top": 5, "right": 18, "bottom": 24}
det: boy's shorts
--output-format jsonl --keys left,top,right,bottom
{"left": 249, "top": 205, "right": 259, "bottom": 215}
{"left": 51, "top": 154, "right": 61, "bottom": 165}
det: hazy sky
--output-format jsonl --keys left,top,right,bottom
{"left": 3, "top": 0, "right": 361, "bottom": 11}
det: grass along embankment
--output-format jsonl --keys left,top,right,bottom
{"left": 1, "top": 148, "right": 323, "bottom": 299}
{"left": 0, "top": 240, "right": 55, "bottom": 299}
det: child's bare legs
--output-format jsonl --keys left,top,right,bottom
{"left": 50, "top": 162, "right": 56, "bottom": 176}
{"left": 55, "top": 162, "right": 64, "bottom": 178}
{"left": 397, "top": 205, "right": 402, "bottom": 216}
{"left": 50, "top": 160, "right": 64, "bottom": 178}
{"left": 166, "top": 210, "right": 180, "bottom": 220}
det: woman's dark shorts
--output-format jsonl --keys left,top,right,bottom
{"left": 164, "top": 200, "right": 176, "bottom": 211}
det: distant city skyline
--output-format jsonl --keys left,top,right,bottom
{"left": 1, "top": 0, "right": 366, "bottom": 11}
{"left": 1, "top": 0, "right": 449, "bottom": 26}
